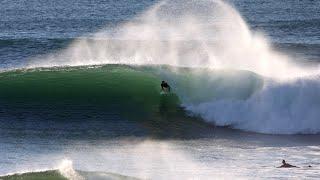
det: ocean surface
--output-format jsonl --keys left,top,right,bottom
{"left": 1, "top": 0, "right": 320, "bottom": 179}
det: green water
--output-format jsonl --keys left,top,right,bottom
{"left": 0, "top": 170, "right": 67, "bottom": 180}
{"left": 0, "top": 170, "right": 140, "bottom": 180}
{"left": 0, "top": 64, "right": 262, "bottom": 104}
{"left": 0, "top": 64, "right": 261, "bottom": 138}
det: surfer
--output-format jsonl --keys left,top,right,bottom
{"left": 277, "top": 160, "right": 298, "bottom": 168}
{"left": 161, "top": 81, "right": 171, "bottom": 92}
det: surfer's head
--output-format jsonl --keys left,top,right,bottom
{"left": 282, "top": 160, "right": 286, "bottom": 164}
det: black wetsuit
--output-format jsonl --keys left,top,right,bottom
{"left": 161, "top": 82, "right": 171, "bottom": 92}
{"left": 278, "top": 163, "right": 298, "bottom": 168}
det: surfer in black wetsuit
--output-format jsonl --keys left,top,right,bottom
{"left": 161, "top": 81, "right": 171, "bottom": 92}
{"left": 277, "top": 160, "right": 298, "bottom": 168}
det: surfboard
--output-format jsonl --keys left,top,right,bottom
{"left": 160, "top": 87, "right": 170, "bottom": 95}
{"left": 160, "top": 91, "right": 168, "bottom": 95}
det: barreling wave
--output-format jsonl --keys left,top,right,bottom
{"left": 0, "top": 64, "right": 262, "bottom": 137}
{"left": 3, "top": 64, "right": 320, "bottom": 135}
{"left": 2, "top": 0, "right": 320, "bottom": 135}
{"left": 0, "top": 64, "right": 261, "bottom": 107}
{"left": 0, "top": 65, "right": 165, "bottom": 104}
{"left": 2, "top": 64, "right": 319, "bottom": 135}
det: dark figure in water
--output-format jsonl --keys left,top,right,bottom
{"left": 278, "top": 160, "right": 298, "bottom": 168}
{"left": 161, "top": 81, "right": 171, "bottom": 92}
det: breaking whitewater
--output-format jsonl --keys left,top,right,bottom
{"left": 2, "top": 1, "right": 320, "bottom": 179}
{"left": 2, "top": 0, "right": 320, "bottom": 135}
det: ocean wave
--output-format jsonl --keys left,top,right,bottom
{"left": 1, "top": 0, "right": 320, "bottom": 135}
{"left": 186, "top": 75, "right": 320, "bottom": 134}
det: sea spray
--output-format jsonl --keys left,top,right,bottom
{"left": 13, "top": 0, "right": 320, "bottom": 134}
{"left": 186, "top": 76, "right": 320, "bottom": 134}
{"left": 58, "top": 159, "right": 84, "bottom": 180}
{"left": 88, "top": 140, "right": 241, "bottom": 179}
{"left": 27, "top": 0, "right": 311, "bottom": 78}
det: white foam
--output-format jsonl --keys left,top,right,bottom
{"left": 28, "top": 0, "right": 316, "bottom": 79}
{"left": 26, "top": 0, "right": 320, "bottom": 134}
{"left": 186, "top": 75, "right": 320, "bottom": 134}
{"left": 58, "top": 159, "right": 84, "bottom": 180}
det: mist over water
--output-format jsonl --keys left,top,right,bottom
{"left": 28, "top": 0, "right": 312, "bottom": 78}
{"left": 2, "top": 1, "right": 320, "bottom": 179}
{"left": 22, "top": 0, "right": 320, "bottom": 134}
{"left": 3, "top": 139, "right": 320, "bottom": 179}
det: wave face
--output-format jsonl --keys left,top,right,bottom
{"left": 0, "top": 65, "right": 262, "bottom": 138}
{"left": 3, "top": 0, "right": 320, "bottom": 135}
{"left": 1, "top": 170, "right": 67, "bottom": 180}
{"left": 0, "top": 170, "right": 139, "bottom": 180}
{"left": 0, "top": 159, "right": 139, "bottom": 180}
{"left": 0, "top": 64, "right": 261, "bottom": 106}
{"left": 3, "top": 65, "right": 319, "bottom": 135}
{"left": 0, "top": 65, "right": 162, "bottom": 104}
